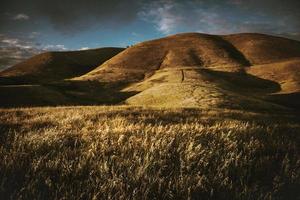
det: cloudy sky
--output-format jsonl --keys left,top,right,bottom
{"left": 1, "top": 0, "right": 300, "bottom": 70}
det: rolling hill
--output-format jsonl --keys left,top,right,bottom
{"left": 0, "top": 47, "right": 124, "bottom": 84}
{"left": 77, "top": 33, "right": 300, "bottom": 110}
{"left": 1, "top": 32, "right": 300, "bottom": 110}
{"left": 79, "top": 33, "right": 300, "bottom": 81}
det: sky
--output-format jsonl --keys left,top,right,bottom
{"left": 1, "top": 0, "right": 300, "bottom": 70}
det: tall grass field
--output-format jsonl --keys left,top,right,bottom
{"left": 0, "top": 106, "right": 299, "bottom": 199}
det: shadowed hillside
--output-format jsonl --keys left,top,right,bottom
{"left": 0, "top": 47, "right": 124, "bottom": 84}
{"left": 247, "top": 58, "right": 300, "bottom": 93}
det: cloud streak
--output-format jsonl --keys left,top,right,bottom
{"left": 0, "top": 34, "right": 68, "bottom": 71}
{"left": 139, "top": 1, "right": 183, "bottom": 34}
{"left": 12, "top": 14, "right": 30, "bottom": 21}
{"left": 139, "top": 0, "right": 300, "bottom": 40}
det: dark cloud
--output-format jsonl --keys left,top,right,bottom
{"left": 229, "top": 0, "right": 300, "bottom": 27}
{"left": 230, "top": 0, "right": 300, "bottom": 40}
{"left": 0, "top": 0, "right": 141, "bottom": 33}
{"left": 1, "top": 0, "right": 300, "bottom": 41}
{"left": 0, "top": 0, "right": 299, "bottom": 37}
{"left": 140, "top": 0, "right": 300, "bottom": 40}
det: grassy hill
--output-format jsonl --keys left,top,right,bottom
{"left": 0, "top": 47, "right": 124, "bottom": 84}
{"left": 79, "top": 33, "right": 300, "bottom": 82}
{"left": 77, "top": 33, "right": 300, "bottom": 110}
{"left": 78, "top": 33, "right": 252, "bottom": 83}
{"left": 1, "top": 32, "right": 300, "bottom": 110}
{"left": 0, "top": 47, "right": 125, "bottom": 107}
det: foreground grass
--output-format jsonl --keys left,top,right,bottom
{"left": 0, "top": 106, "right": 299, "bottom": 200}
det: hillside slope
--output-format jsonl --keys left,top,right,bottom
{"left": 1, "top": 32, "right": 300, "bottom": 110}
{"left": 77, "top": 33, "right": 300, "bottom": 110}
{"left": 0, "top": 47, "right": 124, "bottom": 84}
{"left": 79, "top": 33, "right": 251, "bottom": 82}
{"left": 247, "top": 58, "right": 300, "bottom": 94}
{"left": 223, "top": 33, "right": 300, "bottom": 65}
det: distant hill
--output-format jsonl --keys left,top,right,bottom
{"left": 0, "top": 47, "right": 124, "bottom": 84}
{"left": 1, "top": 33, "right": 300, "bottom": 110}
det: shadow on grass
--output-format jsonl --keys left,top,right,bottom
{"left": 201, "top": 69, "right": 281, "bottom": 94}
{"left": 266, "top": 92, "right": 300, "bottom": 110}
{"left": 0, "top": 80, "right": 138, "bottom": 108}
{"left": 192, "top": 69, "right": 300, "bottom": 111}
{"left": 1, "top": 70, "right": 300, "bottom": 112}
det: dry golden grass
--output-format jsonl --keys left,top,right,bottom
{"left": 0, "top": 106, "right": 299, "bottom": 199}
{"left": 122, "top": 67, "right": 285, "bottom": 110}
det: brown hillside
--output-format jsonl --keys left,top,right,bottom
{"left": 0, "top": 47, "right": 124, "bottom": 84}
{"left": 223, "top": 33, "right": 300, "bottom": 65}
{"left": 75, "top": 33, "right": 300, "bottom": 110}
{"left": 79, "top": 33, "right": 300, "bottom": 83}
{"left": 79, "top": 33, "right": 251, "bottom": 82}
{"left": 1, "top": 32, "right": 300, "bottom": 110}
